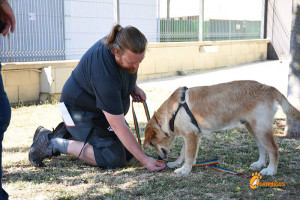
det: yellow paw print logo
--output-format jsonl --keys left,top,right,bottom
{"left": 249, "top": 172, "right": 262, "bottom": 189}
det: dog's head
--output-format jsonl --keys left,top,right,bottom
{"left": 143, "top": 112, "right": 175, "bottom": 159}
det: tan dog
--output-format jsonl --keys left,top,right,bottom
{"left": 143, "top": 80, "right": 300, "bottom": 175}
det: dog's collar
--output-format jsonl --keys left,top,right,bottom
{"left": 169, "top": 87, "right": 201, "bottom": 133}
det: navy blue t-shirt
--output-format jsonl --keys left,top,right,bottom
{"left": 60, "top": 38, "right": 137, "bottom": 116}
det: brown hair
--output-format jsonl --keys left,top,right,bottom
{"left": 104, "top": 24, "right": 148, "bottom": 55}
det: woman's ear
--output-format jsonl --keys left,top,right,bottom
{"left": 113, "top": 49, "right": 120, "bottom": 58}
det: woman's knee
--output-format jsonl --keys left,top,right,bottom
{"left": 95, "top": 146, "right": 126, "bottom": 169}
{"left": 104, "top": 148, "right": 126, "bottom": 168}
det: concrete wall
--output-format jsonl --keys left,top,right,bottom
{"left": 265, "top": 0, "right": 292, "bottom": 59}
{"left": 1, "top": 39, "right": 269, "bottom": 104}
{"left": 139, "top": 39, "right": 268, "bottom": 80}
{"left": 1, "top": 61, "right": 77, "bottom": 104}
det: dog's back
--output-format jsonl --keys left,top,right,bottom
{"left": 144, "top": 80, "right": 300, "bottom": 175}
{"left": 186, "top": 80, "right": 300, "bottom": 131}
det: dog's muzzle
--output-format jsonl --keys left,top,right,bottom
{"left": 158, "top": 148, "right": 168, "bottom": 160}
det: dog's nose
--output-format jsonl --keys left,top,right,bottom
{"left": 158, "top": 156, "right": 163, "bottom": 160}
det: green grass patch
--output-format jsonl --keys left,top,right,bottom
{"left": 2, "top": 89, "right": 300, "bottom": 199}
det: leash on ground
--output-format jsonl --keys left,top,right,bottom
{"left": 132, "top": 100, "right": 250, "bottom": 178}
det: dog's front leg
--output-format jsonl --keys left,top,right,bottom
{"left": 167, "top": 144, "right": 185, "bottom": 168}
{"left": 174, "top": 133, "right": 199, "bottom": 174}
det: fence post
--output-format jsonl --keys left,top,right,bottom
{"left": 113, "top": 0, "right": 120, "bottom": 24}
{"left": 261, "top": 0, "right": 266, "bottom": 39}
{"left": 199, "top": 0, "right": 204, "bottom": 41}
{"left": 157, "top": 0, "right": 161, "bottom": 42}
{"left": 166, "top": 0, "right": 170, "bottom": 42}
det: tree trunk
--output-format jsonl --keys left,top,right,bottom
{"left": 284, "top": 0, "right": 300, "bottom": 138}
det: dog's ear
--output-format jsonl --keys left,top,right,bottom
{"left": 143, "top": 127, "right": 156, "bottom": 149}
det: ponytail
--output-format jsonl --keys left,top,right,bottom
{"left": 104, "top": 24, "right": 147, "bottom": 55}
{"left": 104, "top": 24, "right": 122, "bottom": 49}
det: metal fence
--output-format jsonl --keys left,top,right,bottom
{"left": 0, "top": 0, "right": 264, "bottom": 62}
{"left": 159, "top": 0, "right": 263, "bottom": 42}
{"left": 0, "top": 0, "right": 65, "bottom": 62}
{"left": 204, "top": 20, "right": 261, "bottom": 41}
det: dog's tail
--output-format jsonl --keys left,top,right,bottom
{"left": 273, "top": 87, "right": 300, "bottom": 121}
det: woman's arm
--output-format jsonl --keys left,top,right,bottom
{"left": 103, "top": 111, "right": 165, "bottom": 171}
{"left": 131, "top": 84, "right": 146, "bottom": 102}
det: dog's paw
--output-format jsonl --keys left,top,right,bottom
{"left": 167, "top": 161, "right": 181, "bottom": 168}
{"left": 174, "top": 167, "right": 192, "bottom": 174}
{"left": 260, "top": 167, "right": 277, "bottom": 176}
{"left": 250, "top": 161, "right": 265, "bottom": 171}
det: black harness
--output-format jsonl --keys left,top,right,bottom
{"left": 169, "top": 87, "right": 201, "bottom": 133}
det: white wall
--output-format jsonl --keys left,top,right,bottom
{"left": 64, "top": 0, "right": 159, "bottom": 59}
{"left": 120, "top": 0, "right": 159, "bottom": 42}
{"left": 64, "top": 0, "right": 114, "bottom": 60}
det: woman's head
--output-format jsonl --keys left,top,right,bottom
{"left": 105, "top": 24, "right": 147, "bottom": 74}
{"left": 105, "top": 24, "right": 147, "bottom": 55}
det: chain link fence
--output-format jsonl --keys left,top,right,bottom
{"left": 0, "top": 0, "right": 264, "bottom": 62}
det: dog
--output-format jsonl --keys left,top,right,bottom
{"left": 143, "top": 80, "right": 300, "bottom": 175}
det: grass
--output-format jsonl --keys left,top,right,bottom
{"left": 2, "top": 87, "right": 300, "bottom": 200}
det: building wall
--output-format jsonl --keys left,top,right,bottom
{"left": 266, "top": 0, "right": 292, "bottom": 59}
{"left": 64, "top": 0, "right": 114, "bottom": 60}
{"left": 0, "top": 0, "right": 65, "bottom": 62}
{"left": 1, "top": 39, "right": 269, "bottom": 104}
{"left": 120, "top": 0, "right": 159, "bottom": 42}
{"left": 1, "top": 0, "right": 158, "bottom": 62}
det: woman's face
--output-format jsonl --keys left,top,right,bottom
{"left": 114, "top": 49, "right": 145, "bottom": 74}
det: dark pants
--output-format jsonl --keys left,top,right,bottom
{"left": 65, "top": 109, "right": 133, "bottom": 168}
{"left": 0, "top": 63, "right": 10, "bottom": 200}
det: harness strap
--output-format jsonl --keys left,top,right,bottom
{"left": 169, "top": 87, "right": 201, "bottom": 132}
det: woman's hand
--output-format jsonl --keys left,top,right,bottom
{"left": 0, "top": 0, "right": 15, "bottom": 36}
{"left": 143, "top": 156, "right": 166, "bottom": 172}
{"left": 131, "top": 84, "right": 146, "bottom": 102}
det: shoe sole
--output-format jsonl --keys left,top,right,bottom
{"left": 29, "top": 127, "right": 51, "bottom": 167}
{"left": 28, "top": 145, "right": 45, "bottom": 167}
{"left": 29, "top": 138, "right": 46, "bottom": 168}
